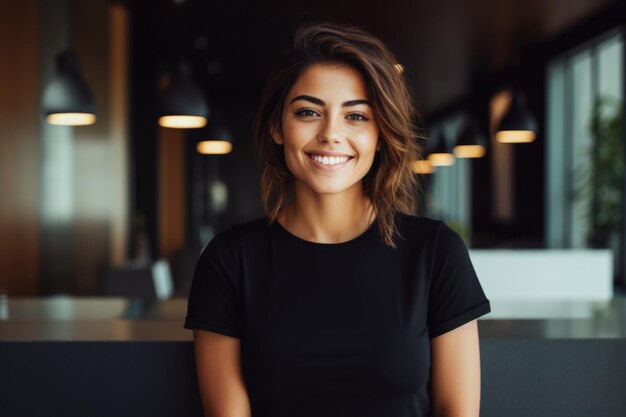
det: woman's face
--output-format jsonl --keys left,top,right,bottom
{"left": 272, "top": 63, "right": 380, "bottom": 197}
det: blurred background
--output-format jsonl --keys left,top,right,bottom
{"left": 1, "top": 1, "right": 625, "bottom": 416}
{"left": 1, "top": 0, "right": 624, "bottom": 298}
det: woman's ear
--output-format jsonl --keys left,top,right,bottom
{"left": 271, "top": 124, "right": 284, "bottom": 145}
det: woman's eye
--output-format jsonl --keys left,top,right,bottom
{"left": 347, "top": 113, "right": 368, "bottom": 121}
{"left": 295, "top": 109, "right": 319, "bottom": 118}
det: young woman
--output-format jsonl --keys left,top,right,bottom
{"left": 185, "top": 21, "right": 491, "bottom": 417}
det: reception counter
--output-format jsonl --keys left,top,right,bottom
{"left": 1, "top": 296, "right": 625, "bottom": 417}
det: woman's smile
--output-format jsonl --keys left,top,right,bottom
{"left": 305, "top": 151, "right": 355, "bottom": 171}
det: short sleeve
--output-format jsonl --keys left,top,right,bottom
{"left": 427, "top": 221, "right": 491, "bottom": 339}
{"left": 184, "top": 231, "right": 242, "bottom": 338}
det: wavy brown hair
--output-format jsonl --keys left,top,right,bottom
{"left": 252, "top": 21, "right": 425, "bottom": 248}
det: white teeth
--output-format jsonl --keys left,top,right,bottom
{"left": 310, "top": 154, "right": 350, "bottom": 165}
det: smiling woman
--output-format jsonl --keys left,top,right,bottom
{"left": 253, "top": 23, "right": 423, "bottom": 247}
{"left": 185, "top": 21, "right": 491, "bottom": 417}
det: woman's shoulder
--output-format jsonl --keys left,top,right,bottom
{"left": 199, "top": 217, "right": 271, "bottom": 264}
{"left": 395, "top": 213, "right": 443, "bottom": 236}
{"left": 393, "top": 214, "right": 469, "bottom": 253}
{"left": 224, "top": 216, "right": 270, "bottom": 233}
{"left": 212, "top": 216, "right": 272, "bottom": 247}
{"left": 398, "top": 214, "right": 472, "bottom": 251}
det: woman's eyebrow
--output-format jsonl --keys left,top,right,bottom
{"left": 342, "top": 99, "right": 371, "bottom": 108}
{"left": 289, "top": 95, "right": 372, "bottom": 108}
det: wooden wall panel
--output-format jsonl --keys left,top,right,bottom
{"left": 159, "top": 127, "right": 186, "bottom": 260}
{"left": 0, "top": 0, "right": 40, "bottom": 295}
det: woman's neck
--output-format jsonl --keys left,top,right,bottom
{"left": 278, "top": 183, "right": 376, "bottom": 244}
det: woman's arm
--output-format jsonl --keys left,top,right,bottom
{"left": 430, "top": 319, "right": 482, "bottom": 417}
{"left": 193, "top": 329, "right": 252, "bottom": 417}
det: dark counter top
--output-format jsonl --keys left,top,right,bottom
{"left": 1, "top": 295, "right": 625, "bottom": 341}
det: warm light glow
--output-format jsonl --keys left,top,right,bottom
{"left": 427, "top": 153, "right": 455, "bottom": 166}
{"left": 453, "top": 144, "right": 486, "bottom": 158}
{"left": 158, "top": 115, "right": 207, "bottom": 128}
{"left": 47, "top": 113, "right": 96, "bottom": 126}
{"left": 196, "top": 140, "right": 233, "bottom": 155}
{"left": 411, "top": 160, "right": 436, "bottom": 174}
{"left": 394, "top": 64, "right": 404, "bottom": 74}
{"left": 495, "top": 130, "right": 536, "bottom": 143}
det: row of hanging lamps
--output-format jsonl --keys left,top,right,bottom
{"left": 414, "top": 117, "right": 488, "bottom": 174}
{"left": 41, "top": 47, "right": 234, "bottom": 154}
{"left": 158, "top": 60, "right": 234, "bottom": 155}
{"left": 158, "top": 61, "right": 209, "bottom": 129}
{"left": 42, "top": 50, "right": 97, "bottom": 126}
{"left": 414, "top": 87, "right": 537, "bottom": 175}
{"left": 495, "top": 90, "right": 538, "bottom": 143}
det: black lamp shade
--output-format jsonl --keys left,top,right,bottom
{"left": 496, "top": 92, "right": 538, "bottom": 143}
{"left": 427, "top": 132, "right": 455, "bottom": 166}
{"left": 158, "top": 62, "right": 209, "bottom": 128}
{"left": 454, "top": 117, "right": 487, "bottom": 158}
{"left": 192, "top": 120, "right": 234, "bottom": 155}
{"left": 42, "top": 50, "right": 97, "bottom": 125}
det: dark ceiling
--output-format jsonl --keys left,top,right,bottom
{"left": 128, "top": 0, "right": 620, "bottom": 116}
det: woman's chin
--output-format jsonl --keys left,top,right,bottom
{"left": 305, "top": 182, "right": 361, "bottom": 197}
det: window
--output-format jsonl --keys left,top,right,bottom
{"left": 546, "top": 30, "right": 623, "bottom": 249}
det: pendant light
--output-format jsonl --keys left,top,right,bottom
{"left": 158, "top": 61, "right": 209, "bottom": 129}
{"left": 411, "top": 159, "right": 436, "bottom": 174}
{"left": 454, "top": 116, "right": 487, "bottom": 158}
{"left": 42, "top": 50, "right": 97, "bottom": 126}
{"left": 427, "top": 132, "right": 455, "bottom": 166}
{"left": 193, "top": 115, "right": 234, "bottom": 155}
{"left": 495, "top": 91, "right": 537, "bottom": 143}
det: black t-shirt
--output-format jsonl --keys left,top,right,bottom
{"left": 185, "top": 214, "right": 491, "bottom": 417}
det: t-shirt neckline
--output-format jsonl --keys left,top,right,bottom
{"left": 271, "top": 217, "right": 377, "bottom": 248}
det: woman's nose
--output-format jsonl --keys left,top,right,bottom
{"left": 317, "top": 115, "right": 343, "bottom": 144}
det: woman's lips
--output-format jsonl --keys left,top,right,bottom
{"left": 306, "top": 153, "right": 354, "bottom": 171}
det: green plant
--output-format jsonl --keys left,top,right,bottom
{"left": 586, "top": 97, "right": 624, "bottom": 248}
